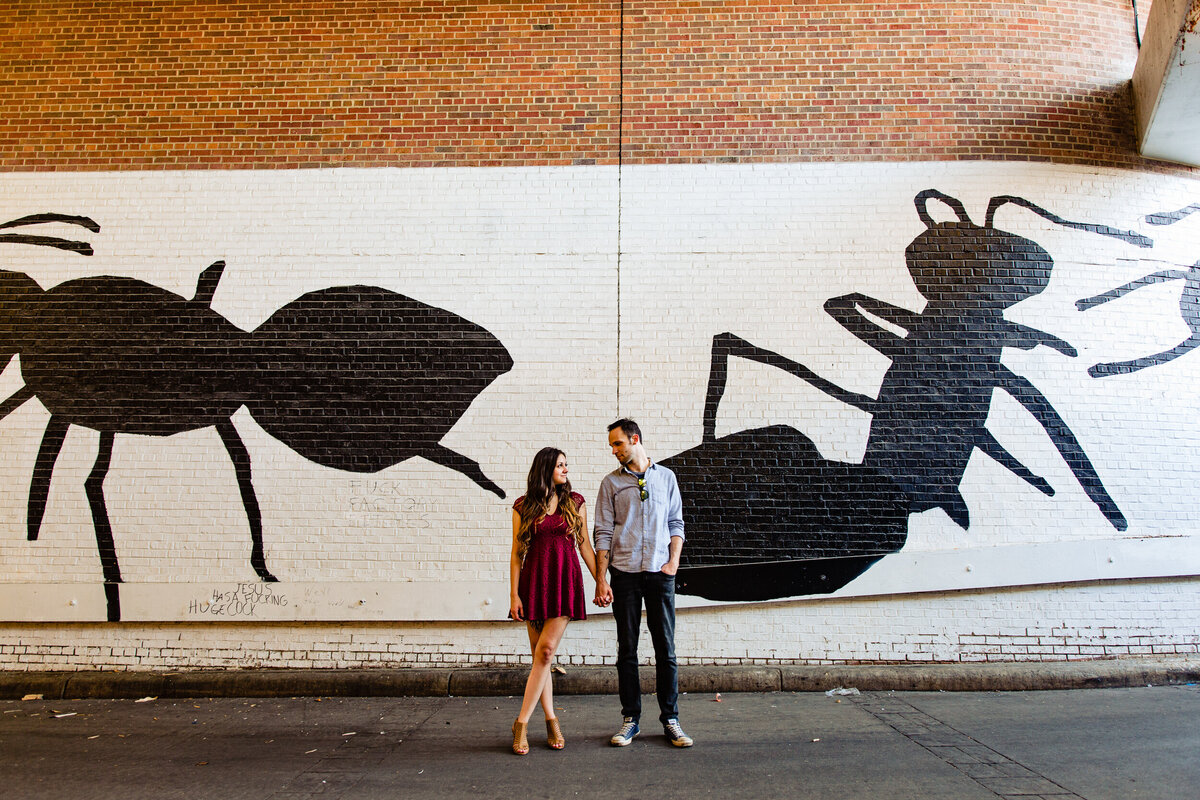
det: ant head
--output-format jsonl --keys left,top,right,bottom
{"left": 0, "top": 213, "right": 94, "bottom": 354}
{"left": 0, "top": 268, "right": 45, "bottom": 360}
{"left": 0, "top": 268, "right": 43, "bottom": 297}
{"left": 0, "top": 268, "right": 45, "bottom": 325}
{"left": 907, "top": 191, "right": 1052, "bottom": 309}
{"left": 908, "top": 191, "right": 1153, "bottom": 310}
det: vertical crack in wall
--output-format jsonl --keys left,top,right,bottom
{"left": 616, "top": 0, "right": 625, "bottom": 416}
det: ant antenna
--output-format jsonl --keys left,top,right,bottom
{"left": 985, "top": 196, "right": 1152, "bottom": 248}
{"left": 1145, "top": 203, "right": 1200, "bottom": 226}
{"left": 0, "top": 213, "right": 100, "bottom": 256}
{"left": 915, "top": 189, "right": 972, "bottom": 227}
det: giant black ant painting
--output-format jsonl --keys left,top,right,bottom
{"left": 1, "top": 214, "right": 512, "bottom": 621}
{"left": 663, "top": 191, "right": 1152, "bottom": 602}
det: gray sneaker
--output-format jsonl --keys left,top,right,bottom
{"left": 664, "top": 718, "right": 693, "bottom": 747}
{"left": 610, "top": 717, "right": 640, "bottom": 746}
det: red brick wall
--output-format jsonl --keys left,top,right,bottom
{"left": 0, "top": 1, "right": 621, "bottom": 169}
{"left": 621, "top": 1, "right": 1149, "bottom": 166}
{"left": 0, "top": 1, "right": 1187, "bottom": 171}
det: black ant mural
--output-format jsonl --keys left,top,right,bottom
{"left": 664, "top": 191, "right": 1153, "bottom": 602}
{"left": 1076, "top": 203, "right": 1200, "bottom": 376}
{"left": 1, "top": 214, "right": 512, "bottom": 621}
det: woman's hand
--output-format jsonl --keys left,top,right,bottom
{"left": 594, "top": 579, "right": 613, "bottom": 608}
{"left": 509, "top": 597, "right": 524, "bottom": 622}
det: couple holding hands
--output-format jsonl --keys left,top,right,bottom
{"left": 508, "top": 419, "right": 693, "bottom": 754}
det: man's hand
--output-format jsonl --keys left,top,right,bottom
{"left": 594, "top": 579, "right": 613, "bottom": 608}
{"left": 661, "top": 535, "right": 683, "bottom": 576}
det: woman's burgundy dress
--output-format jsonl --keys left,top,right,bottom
{"left": 515, "top": 493, "right": 587, "bottom": 623}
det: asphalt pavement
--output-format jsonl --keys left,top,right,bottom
{"left": 2, "top": 684, "right": 1197, "bottom": 800}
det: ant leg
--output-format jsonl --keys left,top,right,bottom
{"left": 1075, "top": 270, "right": 1186, "bottom": 312}
{"left": 423, "top": 444, "right": 506, "bottom": 499}
{"left": 1089, "top": 335, "right": 1200, "bottom": 377}
{"left": 84, "top": 431, "right": 122, "bottom": 622}
{"left": 910, "top": 487, "right": 971, "bottom": 528}
{"left": 216, "top": 419, "right": 278, "bottom": 582}
{"left": 702, "top": 334, "right": 735, "bottom": 442}
{"left": 0, "top": 384, "right": 35, "bottom": 423}
{"left": 976, "top": 430, "right": 1054, "bottom": 496}
{"left": 28, "top": 416, "right": 69, "bottom": 541}
{"left": 823, "top": 294, "right": 917, "bottom": 356}
{"left": 945, "top": 493, "right": 971, "bottom": 529}
{"left": 1147, "top": 203, "right": 1200, "bottom": 226}
{"left": 1081, "top": 266, "right": 1200, "bottom": 376}
{"left": 997, "top": 319, "right": 1077, "bottom": 357}
{"left": 1001, "top": 369, "right": 1127, "bottom": 531}
{"left": 703, "top": 332, "right": 875, "bottom": 442}
{"left": 191, "top": 260, "right": 226, "bottom": 308}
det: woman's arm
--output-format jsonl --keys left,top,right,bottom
{"left": 509, "top": 508, "right": 524, "bottom": 621}
{"left": 580, "top": 503, "right": 612, "bottom": 607}
{"left": 577, "top": 503, "right": 600, "bottom": 581}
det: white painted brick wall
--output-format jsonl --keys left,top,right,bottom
{"left": 0, "top": 162, "right": 1198, "bottom": 666}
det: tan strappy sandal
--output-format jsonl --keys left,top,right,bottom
{"left": 512, "top": 720, "right": 529, "bottom": 755}
{"left": 546, "top": 717, "right": 565, "bottom": 750}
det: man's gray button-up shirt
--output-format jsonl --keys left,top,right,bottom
{"left": 593, "top": 461, "right": 685, "bottom": 573}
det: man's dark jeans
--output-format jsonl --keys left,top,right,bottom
{"left": 610, "top": 566, "right": 679, "bottom": 724}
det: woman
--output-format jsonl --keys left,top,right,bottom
{"left": 509, "top": 447, "right": 600, "bottom": 755}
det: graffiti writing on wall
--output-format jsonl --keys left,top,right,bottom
{"left": 188, "top": 583, "right": 290, "bottom": 618}
{"left": 348, "top": 481, "right": 438, "bottom": 524}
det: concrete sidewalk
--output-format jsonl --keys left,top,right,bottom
{"left": 2, "top": 684, "right": 1197, "bottom": 799}
{"left": 2, "top": 656, "right": 1198, "bottom": 699}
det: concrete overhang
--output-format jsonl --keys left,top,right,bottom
{"left": 1133, "top": 0, "right": 1200, "bottom": 166}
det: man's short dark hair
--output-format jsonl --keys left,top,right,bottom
{"left": 607, "top": 418, "right": 642, "bottom": 442}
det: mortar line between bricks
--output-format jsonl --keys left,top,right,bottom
{"left": 851, "top": 693, "right": 1086, "bottom": 800}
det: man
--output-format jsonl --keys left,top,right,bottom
{"left": 593, "top": 418, "right": 693, "bottom": 748}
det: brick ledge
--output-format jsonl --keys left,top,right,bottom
{"left": 2, "top": 657, "right": 1197, "bottom": 699}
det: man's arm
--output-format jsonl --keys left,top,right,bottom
{"left": 593, "top": 478, "right": 615, "bottom": 606}
{"left": 666, "top": 470, "right": 685, "bottom": 540}
{"left": 661, "top": 470, "right": 685, "bottom": 575}
{"left": 660, "top": 535, "right": 683, "bottom": 575}
{"left": 593, "top": 476, "right": 615, "bottom": 553}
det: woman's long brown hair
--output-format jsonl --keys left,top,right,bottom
{"left": 515, "top": 447, "right": 585, "bottom": 561}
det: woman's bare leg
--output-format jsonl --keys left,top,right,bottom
{"left": 525, "top": 622, "right": 559, "bottom": 725}
{"left": 517, "top": 617, "right": 569, "bottom": 724}
{"left": 539, "top": 653, "right": 556, "bottom": 720}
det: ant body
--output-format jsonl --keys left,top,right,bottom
{"left": 662, "top": 191, "right": 1151, "bottom": 602}
{"left": 1, "top": 214, "right": 512, "bottom": 621}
